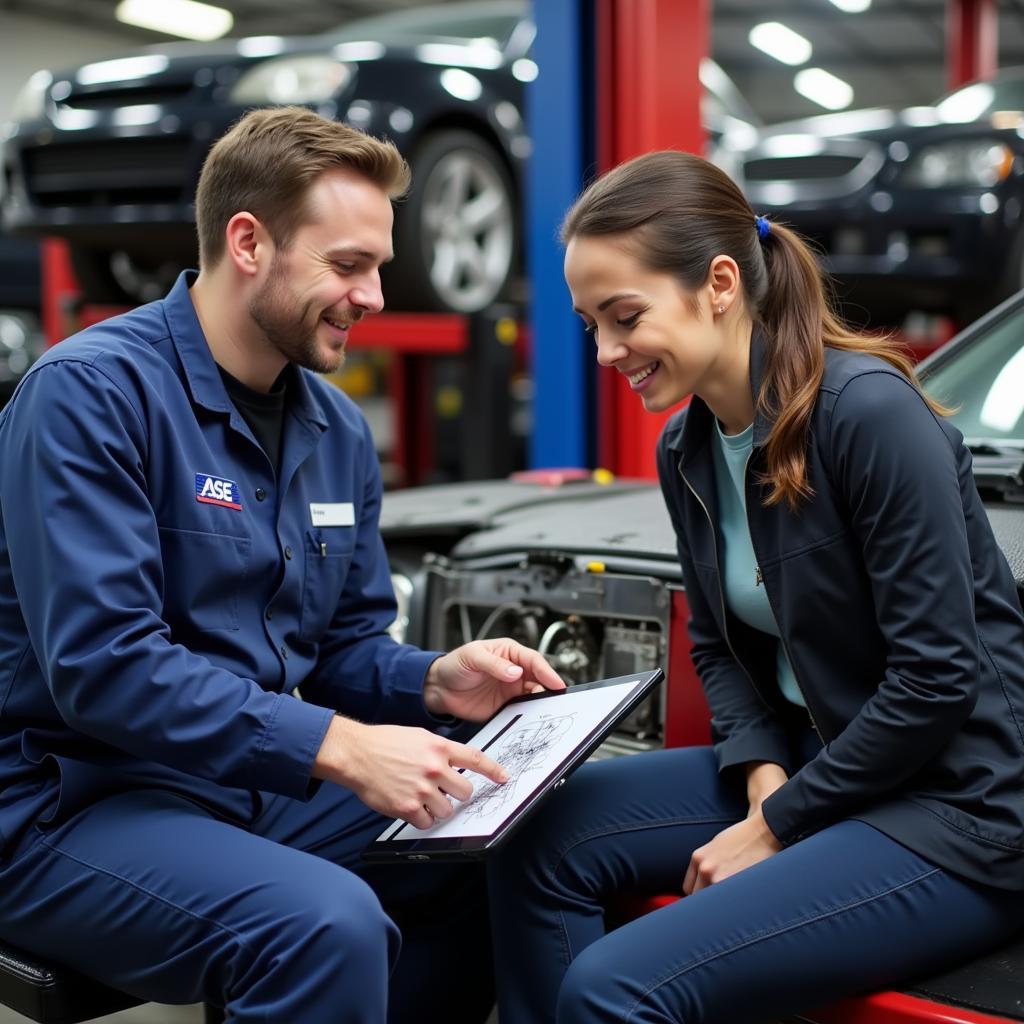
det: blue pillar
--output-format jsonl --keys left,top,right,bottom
{"left": 526, "top": 0, "right": 593, "bottom": 468}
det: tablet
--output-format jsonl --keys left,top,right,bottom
{"left": 363, "top": 668, "right": 663, "bottom": 862}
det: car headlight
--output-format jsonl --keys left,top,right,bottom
{"left": 900, "top": 139, "right": 1014, "bottom": 188}
{"left": 229, "top": 55, "right": 353, "bottom": 106}
{"left": 10, "top": 70, "right": 53, "bottom": 123}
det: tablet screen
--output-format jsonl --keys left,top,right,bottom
{"left": 367, "top": 672, "right": 661, "bottom": 857}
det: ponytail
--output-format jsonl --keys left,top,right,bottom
{"left": 755, "top": 223, "right": 947, "bottom": 508}
{"left": 562, "top": 150, "right": 948, "bottom": 510}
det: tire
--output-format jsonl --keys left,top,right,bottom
{"left": 386, "top": 129, "right": 517, "bottom": 313}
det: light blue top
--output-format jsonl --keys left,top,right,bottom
{"left": 711, "top": 420, "right": 806, "bottom": 707}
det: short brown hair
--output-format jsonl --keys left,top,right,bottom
{"left": 195, "top": 106, "right": 411, "bottom": 267}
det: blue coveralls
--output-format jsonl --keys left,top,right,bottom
{"left": 0, "top": 273, "right": 493, "bottom": 1022}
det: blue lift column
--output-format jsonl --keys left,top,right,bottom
{"left": 526, "top": 0, "right": 593, "bottom": 469}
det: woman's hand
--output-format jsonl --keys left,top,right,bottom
{"left": 683, "top": 809, "right": 783, "bottom": 894}
{"left": 745, "top": 760, "right": 788, "bottom": 815}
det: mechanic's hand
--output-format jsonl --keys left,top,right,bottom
{"left": 313, "top": 716, "right": 508, "bottom": 830}
{"left": 422, "top": 637, "right": 566, "bottom": 721}
{"left": 683, "top": 809, "right": 783, "bottom": 895}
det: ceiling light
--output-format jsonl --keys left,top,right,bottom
{"left": 748, "top": 22, "right": 812, "bottom": 66}
{"left": 829, "top": 0, "right": 872, "bottom": 11}
{"left": 115, "top": 0, "right": 234, "bottom": 42}
{"left": 794, "top": 68, "right": 854, "bottom": 110}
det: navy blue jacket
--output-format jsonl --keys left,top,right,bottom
{"left": 657, "top": 333, "right": 1024, "bottom": 889}
{"left": 0, "top": 273, "right": 439, "bottom": 854}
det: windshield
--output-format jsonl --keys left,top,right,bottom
{"left": 331, "top": 2, "right": 524, "bottom": 49}
{"left": 923, "top": 307, "right": 1024, "bottom": 446}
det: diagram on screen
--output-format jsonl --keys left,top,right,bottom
{"left": 460, "top": 712, "right": 575, "bottom": 819}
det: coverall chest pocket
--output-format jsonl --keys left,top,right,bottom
{"left": 158, "top": 527, "right": 251, "bottom": 632}
{"left": 300, "top": 528, "right": 356, "bottom": 641}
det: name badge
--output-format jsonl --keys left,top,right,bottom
{"left": 310, "top": 503, "right": 355, "bottom": 527}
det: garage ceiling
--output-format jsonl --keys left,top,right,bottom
{"left": 4, "top": 0, "right": 1024, "bottom": 124}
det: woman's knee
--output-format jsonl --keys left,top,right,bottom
{"left": 556, "top": 942, "right": 648, "bottom": 1024}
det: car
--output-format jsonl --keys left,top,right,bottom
{"left": 730, "top": 67, "right": 1024, "bottom": 327}
{"left": 378, "top": 292, "right": 1024, "bottom": 1022}
{"left": 0, "top": 1, "right": 758, "bottom": 316}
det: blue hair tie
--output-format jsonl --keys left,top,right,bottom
{"left": 755, "top": 215, "right": 771, "bottom": 241}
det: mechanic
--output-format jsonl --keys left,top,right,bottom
{"left": 489, "top": 149, "right": 1024, "bottom": 1024}
{"left": 0, "top": 106, "right": 563, "bottom": 1024}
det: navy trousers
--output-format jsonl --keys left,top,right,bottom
{"left": 488, "top": 747, "right": 1024, "bottom": 1024}
{"left": 0, "top": 780, "right": 493, "bottom": 1023}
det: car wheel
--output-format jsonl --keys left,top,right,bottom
{"left": 387, "top": 129, "right": 517, "bottom": 314}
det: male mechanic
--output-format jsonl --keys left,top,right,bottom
{"left": 0, "top": 106, "right": 563, "bottom": 1023}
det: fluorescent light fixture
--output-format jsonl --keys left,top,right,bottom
{"left": 749, "top": 22, "right": 812, "bottom": 66}
{"left": 829, "top": 0, "right": 872, "bottom": 11}
{"left": 115, "top": 0, "right": 233, "bottom": 42}
{"left": 794, "top": 68, "right": 854, "bottom": 110}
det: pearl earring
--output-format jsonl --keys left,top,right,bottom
{"left": 718, "top": 305, "right": 725, "bottom": 314}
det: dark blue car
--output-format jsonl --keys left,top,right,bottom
{"left": 733, "top": 68, "right": 1024, "bottom": 326}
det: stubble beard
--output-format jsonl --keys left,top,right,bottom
{"left": 249, "top": 260, "right": 345, "bottom": 376}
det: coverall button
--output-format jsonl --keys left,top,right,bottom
{"left": 284, "top": 545, "right": 293, "bottom": 559}
{"left": 280, "top": 644, "right": 288, "bottom": 659}
{"left": 255, "top": 487, "right": 266, "bottom": 501}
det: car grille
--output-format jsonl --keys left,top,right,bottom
{"left": 23, "top": 137, "right": 192, "bottom": 206}
{"left": 59, "top": 84, "right": 195, "bottom": 110}
{"left": 743, "top": 154, "right": 864, "bottom": 181}
{"left": 742, "top": 141, "right": 885, "bottom": 203}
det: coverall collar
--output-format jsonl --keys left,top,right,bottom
{"left": 162, "top": 271, "right": 328, "bottom": 431}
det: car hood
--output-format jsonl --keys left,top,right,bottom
{"left": 449, "top": 486, "right": 679, "bottom": 565}
{"left": 739, "top": 102, "right": 1024, "bottom": 150}
{"left": 379, "top": 479, "right": 649, "bottom": 539}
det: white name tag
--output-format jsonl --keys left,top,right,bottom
{"left": 310, "top": 503, "right": 355, "bottom": 527}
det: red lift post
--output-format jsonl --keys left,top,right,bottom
{"left": 594, "top": 0, "right": 708, "bottom": 480}
{"left": 947, "top": 0, "right": 997, "bottom": 90}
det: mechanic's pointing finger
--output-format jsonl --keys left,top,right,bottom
{"left": 448, "top": 741, "right": 509, "bottom": 784}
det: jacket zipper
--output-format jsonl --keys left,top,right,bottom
{"left": 740, "top": 457, "right": 824, "bottom": 741}
{"left": 679, "top": 464, "right": 775, "bottom": 715}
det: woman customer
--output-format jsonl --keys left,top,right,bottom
{"left": 488, "top": 150, "right": 1024, "bottom": 1024}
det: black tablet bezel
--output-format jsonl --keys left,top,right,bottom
{"left": 362, "top": 668, "right": 664, "bottom": 863}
